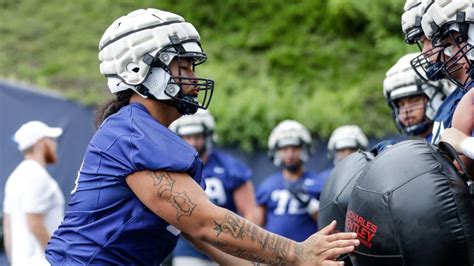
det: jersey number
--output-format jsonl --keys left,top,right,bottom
{"left": 271, "top": 189, "right": 305, "bottom": 215}
{"left": 205, "top": 177, "right": 227, "bottom": 205}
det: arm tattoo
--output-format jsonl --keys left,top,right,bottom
{"left": 148, "top": 171, "right": 196, "bottom": 220}
{"left": 211, "top": 213, "right": 292, "bottom": 264}
{"left": 208, "top": 240, "right": 277, "bottom": 265}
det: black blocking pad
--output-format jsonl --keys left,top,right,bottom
{"left": 319, "top": 151, "right": 374, "bottom": 232}
{"left": 318, "top": 151, "right": 374, "bottom": 266}
{"left": 346, "top": 140, "right": 474, "bottom": 266}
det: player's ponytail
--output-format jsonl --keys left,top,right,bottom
{"left": 94, "top": 90, "right": 133, "bottom": 128}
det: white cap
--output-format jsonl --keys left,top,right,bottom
{"left": 13, "top": 121, "right": 63, "bottom": 151}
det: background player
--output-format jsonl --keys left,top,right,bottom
{"left": 318, "top": 125, "right": 368, "bottom": 184}
{"left": 383, "top": 52, "right": 454, "bottom": 142}
{"left": 170, "top": 109, "right": 257, "bottom": 266}
{"left": 255, "top": 120, "right": 321, "bottom": 242}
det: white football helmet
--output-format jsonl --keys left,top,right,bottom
{"left": 268, "top": 120, "right": 312, "bottom": 166}
{"left": 98, "top": 8, "right": 214, "bottom": 115}
{"left": 384, "top": 52, "right": 455, "bottom": 135}
{"left": 327, "top": 125, "right": 368, "bottom": 162}
{"left": 169, "top": 109, "right": 216, "bottom": 154}
{"left": 402, "top": 0, "right": 449, "bottom": 82}
{"left": 169, "top": 109, "right": 215, "bottom": 136}
{"left": 402, "top": 0, "right": 426, "bottom": 44}
{"left": 421, "top": 0, "right": 474, "bottom": 89}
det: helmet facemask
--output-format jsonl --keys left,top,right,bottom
{"left": 436, "top": 28, "right": 474, "bottom": 89}
{"left": 267, "top": 120, "right": 313, "bottom": 169}
{"left": 142, "top": 36, "right": 214, "bottom": 115}
{"left": 270, "top": 141, "right": 310, "bottom": 172}
{"left": 418, "top": 0, "right": 474, "bottom": 89}
{"left": 387, "top": 79, "right": 445, "bottom": 136}
{"left": 410, "top": 41, "right": 446, "bottom": 82}
{"left": 384, "top": 52, "right": 453, "bottom": 137}
{"left": 391, "top": 95, "right": 431, "bottom": 136}
{"left": 402, "top": 0, "right": 445, "bottom": 81}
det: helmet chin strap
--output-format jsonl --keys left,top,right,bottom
{"left": 426, "top": 61, "right": 444, "bottom": 81}
{"left": 395, "top": 101, "right": 431, "bottom": 136}
{"left": 404, "top": 119, "right": 432, "bottom": 136}
{"left": 272, "top": 148, "right": 309, "bottom": 167}
{"left": 173, "top": 92, "right": 199, "bottom": 115}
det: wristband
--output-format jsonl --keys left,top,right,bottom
{"left": 461, "top": 137, "right": 474, "bottom": 159}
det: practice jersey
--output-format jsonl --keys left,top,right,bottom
{"left": 431, "top": 87, "right": 468, "bottom": 144}
{"left": 257, "top": 171, "right": 320, "bottom": 242}
{"left": 46, "top": 103, "right": 205, "bottom": 265}
{"left": 173, "top": 150, "right": 252, "bottom": 260}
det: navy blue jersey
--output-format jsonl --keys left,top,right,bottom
{"left": 256, "top": 171, "right": 320, "bottom": 242}
{"left": 425, "top": 133, "right": 433, "bottom": 143}
{"left": 431, "top": 87, "right": 468, "bottom": 144}
{"left": 173, "top": 150, "right": 252, "bottom": 259}
{"left": 46, "top": 103, "right": 205, "bottom": 265}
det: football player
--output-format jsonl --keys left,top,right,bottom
{"left": 406, "top": 0, "right": 469, "bottom": 144}
{"left": 421, "top": 0, "right": 474, "bottom": 175}
{"left": 318, "top": 125, "right": 368, "bottom": 183}
{"left": 383, "top": 52, "right": 454, "bottom": 142}
{"left": 255, "top": 120, "right": 322, "bottom": 241}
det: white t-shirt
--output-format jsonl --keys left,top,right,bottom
{"left": 3, "top": 160, "right": 65, "bottom": 266}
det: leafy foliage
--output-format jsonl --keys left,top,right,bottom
{"left": 0, "top": 0, "right": 416, "bottom": 150}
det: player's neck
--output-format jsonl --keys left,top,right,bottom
{"left": 24, "top": 151, "right": 47, "bottom": 167}
{"left": 417, "top": 124, "right": 433, "bottom": 139}
{"left": 200, "top": 152, "right": 209, "bottom": 164}
{"left": 282, "top": 166, "right": 304, "bottom": 181}
{"left": 129, "top": 94, "right": 180, "bottom": 127}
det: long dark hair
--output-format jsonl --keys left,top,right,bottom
{"left": 95, "top": 90, "right": 134, "bottom": 128}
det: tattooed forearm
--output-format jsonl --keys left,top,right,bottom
{"left": 208, "top": 240, "right": 282, "bottom": 265}
{"left": 211, "top": 213, "right": 293, "bottom": 264}
{"left": 213, "top": 213, "right": 246, "bottom": 238}
{"left": 148, "top": 171, "right": 196, "bottom": 220}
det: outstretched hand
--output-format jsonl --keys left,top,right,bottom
{"left": 295, "top": 220, "right": 359, "bottom": 266}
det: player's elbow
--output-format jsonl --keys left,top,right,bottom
{"left": 187, "top": 205, "right": 224, "bottom": 243}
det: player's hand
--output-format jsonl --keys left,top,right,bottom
{"left": 285, "top": 182, "right": 310, "bottom": 206}
{"left": 286, "top": 181, "right": 320, "bottom": 215}
{"left": 295, "top": 220, "right": 359, "bottom": 266}
{"left": 440, "top": 128, "right": 469, "bottom": 154}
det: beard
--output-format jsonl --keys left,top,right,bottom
{"left": 197, "top": 145, "right": 207, "bottom": 157}
{"left": 44, "top": 144, "right": 57, "bottom": 164}
{"left": 282, "top": 161, "right": 302, "bottom": 173}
